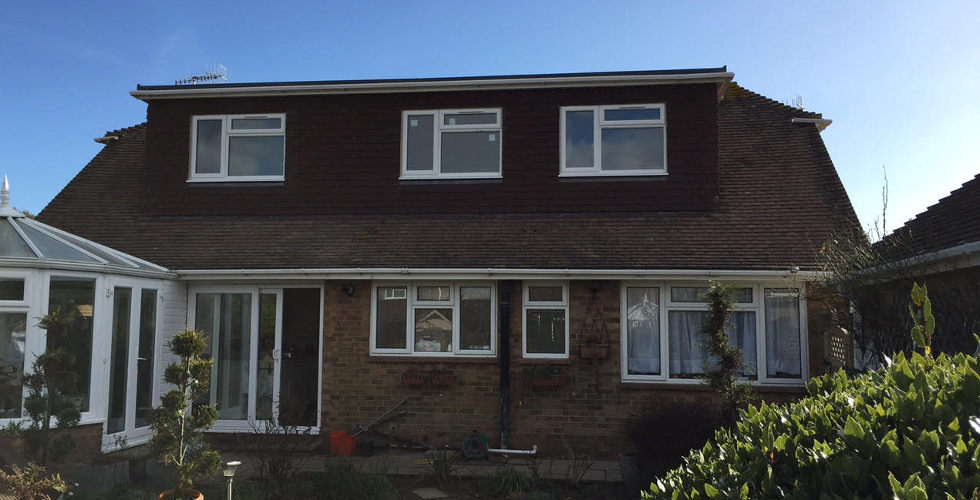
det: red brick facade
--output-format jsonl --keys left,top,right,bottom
{"left": 321, "top": 280, "right": 829, "bottom": 458}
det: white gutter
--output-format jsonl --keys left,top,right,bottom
{"left": 791, "top": 117, "right": 833, "bottom": 132}
{"left": 0, "top": 257, "right": 175, "bottom": 279}
{"left": 131, "top": 72, "right": 735, "bottom": 101}
{"left": 174, "top": 267, "right": 820, "bottom": 281}
{"left": 863, "top": 240, "right": 980, "bottom": 275}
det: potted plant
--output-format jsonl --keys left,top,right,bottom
{"left": 429, "top": 367, "right": 456, "bottom": 387}
{"left": 524, "top": 366, "right": 566, "bottom": 388}
{"left": 578, "top": 283, "right": 610, "bottom": 359}
{"left": 148, "top": 329, "right": 221, "bottom": 500}
{"left": 401, "top": 368, "right": 427, "bottom": 387}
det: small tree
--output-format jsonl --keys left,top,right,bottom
{"left": 4, "top": 308, "right": 82, "bottom": 467}
{"left": 148, "top": 329, "right": 221, "bottom": 499}
{"left": 698, "top": 283, "right": 754, "bottom": 426}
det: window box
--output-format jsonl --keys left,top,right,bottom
{"left": 429, "top": 370, "right": 457, "bottom": 387}
{"left": 189, "top": 114, "right": 286, "bottom": 182}
{"left": 524, "top": 366, "right": 566, "bottom": 388}
{"left": 401, "top": 370, "right": 428, "bottom": 387}
{"left": 401, "top": 109, "right": 502, "bottom": 180}
{"left": 560, "top": 104, "right": 666, "bottom": 177}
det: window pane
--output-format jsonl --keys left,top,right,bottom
{"left": 600, "top": 127, "right": 665, "bottom": 170}
{"left": 376, "top": 287, "right": 407, "bottom": 349}
{"left": 565, "top": 110, "right": 594, "bottom": 168}
{"left": 47, "top": 277, "right": 96, "bottom": 412}
{"left": 0, "top": 312, "right": 26, "bottom": 418}
{"left": 231, "top": 117, "right": 281, "bottom": 130}
{"left": 735, "top": 287, "right": 754, "bottom": 303}
{"left": 228, "top": 136, "right": 285, "bottom": 176}
{"left": 671, "top": 287, "right": 707, "bottom": 303}
{"left": 604, "top": 108, "right": 661, "bottom": 121}
{"left": 528, "top": 286, "right": 562, "bottom": 303}
{"left": 195, "top": 119, "right": 222, "bottom": 174}
{"left": 526, "top": 309, "right": 565, "bottom": 354}
{"left": 444, "top": 112, "right": 497, "bottom": 126}
{"left": 134, "top": 289, "right": 157, "bottom": 428}
{"left": 440, "top": 131, "right": 500, "bottom": 174}
{"left": 196, "top": 293, "right": 251, "bottom": 420}
{"left": 414, "top": 308, "right": 452, "bottom": 352}
{"left": 0, "top": 220, "right": 34, "bottom": 258}
{"left": 107, "top": 287, "right": 131, "bottom": 434}
{"left": 460, "top": 287, "right": 492, "bottom": 351}
{"left": 626, "top": 287, "right": 660, "bottom": 375}
{"left": 406, "top": 114, "right": 435, "bottom": 171}
{"left": 256, "top": 293, "right": 276, "bottom": 421}
{"left": 417, "top": 286, "right": 451, "bottom": 302}
{"left": 0, "top": 279, "right": 24, "bottom": 301}
{"left": 765, "top": 288, "right": 802, "bottom": 378}
{"left": 18, "top": 224, "right": 98, "bottom": 262}
{"left": 669, "top": 310, "right": 757, "bottom": 378}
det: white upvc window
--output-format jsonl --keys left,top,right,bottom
{"left": 401, "top": 109, "right": 503, "bottom": 179}
{"left": 620, "top": 283, "right": 807, "bottom": 385}
{"left": 522, "top": 282, "right": 569, "bottom": 359}
{"left": 560, "top": 104, "right": 666, "bottom": 177}
{"left": 371, "top": 282, "right": 496, "bottom": 356}
{"left": 189, "top": 114, "right": 286, "bottom": 182}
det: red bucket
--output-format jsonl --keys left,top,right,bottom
{"left": 330, "top": 431, "right": 357, "bottom": 456}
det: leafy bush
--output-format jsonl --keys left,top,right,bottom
{"left": 478, "top": 466, "right": 533, "bottom": 498}
{"left": 646, "top": 349, "right": 980, "bottom": 498}
{"left": 313, "top": 461, "right": 397, "bottom": 500}
{"left": 0, "top": 464, "right": 66, "bottom": 499}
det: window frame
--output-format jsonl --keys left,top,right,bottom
{"left": 188, "top": 113, "right": 286, "bottom": 183}
{"left": 369, "top": 281, "right": 497, "bottom": 357}
{"left": 522, "top": 281, "right": 570, "bottom": 359}
{"left": 620, "top": 282, "right": 808, "bottom": 385}
{"left": 400, "top": 108, "right": 503, "bottom": 180}
{"left": 559, "top": 103, "right": 667, "bottom": 177}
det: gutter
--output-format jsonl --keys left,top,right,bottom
{"left": 131, "top": 72, "right": 735, "bottom": 101}
{"left": 791, "top": 117, "right": 833, "bottom": 131}
{"left": 862, "top": 240, "right": 980, "bottom": 276}
{"left": 173, "top": 267, "right": 821, "bottom": 281}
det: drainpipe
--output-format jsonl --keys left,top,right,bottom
{"left": 498, "top": 280, "right": 512, "bottom": 448}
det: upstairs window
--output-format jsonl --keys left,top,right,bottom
{"left": 560, "top": 104, "right": 666, "bottom": 176}
{"left": 190, "top": 114, "right": 286, "bottom": 182}
{"left": 401, "top": 109, "right": 502, "bottom": 179}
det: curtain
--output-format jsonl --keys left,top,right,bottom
{"left": 669, "top": 310, "right": 757, "bottom": 378}
{"left": 765, "top": 289, "right": 802, "bottom": 378}
{"left": 626, "top": 288, "right": 660, "bottom": 375}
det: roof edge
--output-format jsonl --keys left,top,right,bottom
{"left": 131, "top": 69, "right": 734, "bottom": 101}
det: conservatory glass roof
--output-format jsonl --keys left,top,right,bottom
{"left": 0, "top": 177, "right": 168, "bottom": 276}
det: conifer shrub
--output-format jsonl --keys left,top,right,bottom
{"left": 646, "top": 285, "right": 980, "bottom": 499}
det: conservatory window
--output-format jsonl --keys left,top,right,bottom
{"left": 0, "top": 312, "right": 26, "bottom": 418}
{"left": 47, "top": 277, "right": 96, "bottom": 412}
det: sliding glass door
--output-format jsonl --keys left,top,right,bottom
{"left": 190, "top": 286, "right": 322, "bottom": 429}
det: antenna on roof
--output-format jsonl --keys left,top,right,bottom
{"left": 175, "top": 64, "right": 227, "bottom": 86}
{"left": 782, "top": 94, "right": 804, "bottom": 110}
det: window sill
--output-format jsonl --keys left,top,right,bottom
{"left": 618, "top": 380, "right": 806, "bottom": 393}
{"left": 558, "top": 170, "right": 667, "bottom": 178}
{"left": 399, "top": 175, "right": 503, "bottom": 182}
{"left": 517, "top": 358, "right": 572, "bottom": 366}
{"left": 366, "top": 355, "right": 498, "bottom": 364}
{"left": 187, "top": 176, "right": 285, "bottom": 184}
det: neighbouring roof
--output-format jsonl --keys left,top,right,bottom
{"left": 0, "top": 177, "right": 168, "bottom": 277}
{"left": 132, "top": 67, "right": 734, "bottom": 100}
{"left": 37, "top": 83, "right": 857, "bottom": 273}
{"left": 876, "top": 173, "right": 980, "bottom": 261}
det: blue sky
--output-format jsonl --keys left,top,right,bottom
{"left": 1, "top": 1, "right": 977, "bottom": 235}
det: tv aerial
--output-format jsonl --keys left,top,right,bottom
{"left": 175, "top": 64, "right": 227, "bottom": 85}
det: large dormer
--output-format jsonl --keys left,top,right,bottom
{"left": 132, "top": 68, "right": 733, "bottom": 217}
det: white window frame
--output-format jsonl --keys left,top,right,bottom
{"left": 369, "top": 281, "right": 497, "bottom": 357}
{"left": 400, "top": 108, "right": 503, "bottom": 180}
{"left": 522, "top": 281, "right": 569, "bottom": 359}
{"left": 559, "top": 104, "right": 667, "bottom": 177}
{"left": 188, "top": 114, "right": 286, "bottom": 182}
{"left": 0, "top": 270, "right": 36, "bottom": 424}
{"left": 620, "top": 282, "right": 808, "bottom": 386}
{"left": 187, "top": 284, "right": 324, "bottom": 433}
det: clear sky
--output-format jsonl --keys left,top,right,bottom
{"left": 1, "top": 1, "right": 977, "bottom": 235}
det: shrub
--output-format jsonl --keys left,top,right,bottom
{"left": 478, "top": 466, "right": 533, "bottom": 498}
{"left": 646, "top": 350, "right": 980, "bottom": 498}
{"left": 314, "top": 461, "right": 398, "bottom": 500}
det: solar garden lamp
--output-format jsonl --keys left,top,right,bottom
{"left": 223, "top": 460, "right": 242, "bottom": 500}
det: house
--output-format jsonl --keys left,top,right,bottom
{"left": 853, "top": 173, "right": 980, "bottom": 359}
{"left": 26, "top": 67, "right": 858, "bottom": 458}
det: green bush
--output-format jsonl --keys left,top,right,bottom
{"left": 313, "top": 461, "right": 398, "bottom": 500}
{"left": 646, "top": 349, "right": 980, "bottom": 498}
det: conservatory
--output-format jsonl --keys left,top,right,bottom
{"left": 0, "top": 178, "right": 173, "bottom": 451}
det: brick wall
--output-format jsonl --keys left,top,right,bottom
{"left": 321, "top": 280, "right": 828, "bottom": 459}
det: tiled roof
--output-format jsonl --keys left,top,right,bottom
{"left": 876, "top": 173, "right": 980, "bottom": 259}
{"left": 38, "top": 84, "right": 858, "bottom": 272}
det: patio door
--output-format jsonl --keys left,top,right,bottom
{"left": 103, "top": 278, "right": 160, "bottom": 450}
{"left": 191, "top": 286, "right": 322, "bottom": 430}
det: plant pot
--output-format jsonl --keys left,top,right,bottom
{"left": 580, "top": 344, "right": 610, "bottom": 359}
{"left": 528, "top": 375, "right": 565, "bottom": 388}
{"left": 158, "top": 489, "right": 204, "bottom": 500}
{"left": 429, "top": 374, "right": 456, "bottom": 387}
{"left": 401, "top": 372, "right": 427, "bottom": 387}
